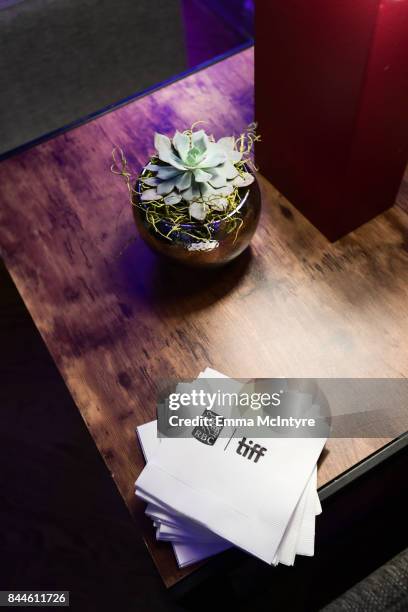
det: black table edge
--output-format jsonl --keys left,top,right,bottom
{"left": 318, "top": 431, "right": 408, "bottom": 501}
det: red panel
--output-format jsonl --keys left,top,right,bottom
{"left": 256, "top": 0, "right": 408, "bottom": 240}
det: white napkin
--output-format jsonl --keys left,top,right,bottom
{"left": 296, "top": 466, "right": 321, "bottom": 557}
{"left": 137, "top": 419, "right": 321, "bottom": 567}
{"left": 139, "top": 420, "right": 321, "bottom": 546}
{"left": 137, "top": 436, "right": 325, "bottom": 563}
{"left": 136, "top": 368, "right": 325, "bottom": 567}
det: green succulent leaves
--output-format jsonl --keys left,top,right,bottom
{"left": 141, "top": 128, "right": 254, "bottom": 221}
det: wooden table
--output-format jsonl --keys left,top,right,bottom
{"left": 1, "top": 47, "right": 408, "bottom": 588}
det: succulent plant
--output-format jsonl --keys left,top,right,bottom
{"left": 140, "top": 128, "right": 254, "bottom": 221}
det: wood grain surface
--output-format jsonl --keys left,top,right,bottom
{"left": 1, "top": 47, "right": 407, "bottom": 587}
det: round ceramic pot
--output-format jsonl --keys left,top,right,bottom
{"left": 132, "top": 167, "right": 261, "bottom": 268}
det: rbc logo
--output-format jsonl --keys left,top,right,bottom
{"left": 192, "top": 410, "right": 223, "bottom": 446}
{"left": 236, "top": 437, "right": 267, "bottom": 463}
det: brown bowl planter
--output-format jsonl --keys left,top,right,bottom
{"left": 132, "top": 168, "right": 261, "bottom": 268}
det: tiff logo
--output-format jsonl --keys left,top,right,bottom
{"left": 236, "top": 437, "right": 267, "bottom": 463}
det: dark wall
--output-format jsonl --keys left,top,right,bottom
{"left": 0, "top": 0, "right": 187, "bottom": 155}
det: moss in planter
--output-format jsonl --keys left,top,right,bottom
{"left": 111, "top": 123, "right": 259, "bottom": 245}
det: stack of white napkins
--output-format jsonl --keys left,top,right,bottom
{"left": 135, "top": 368, "right": 325, "bottom": 569}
